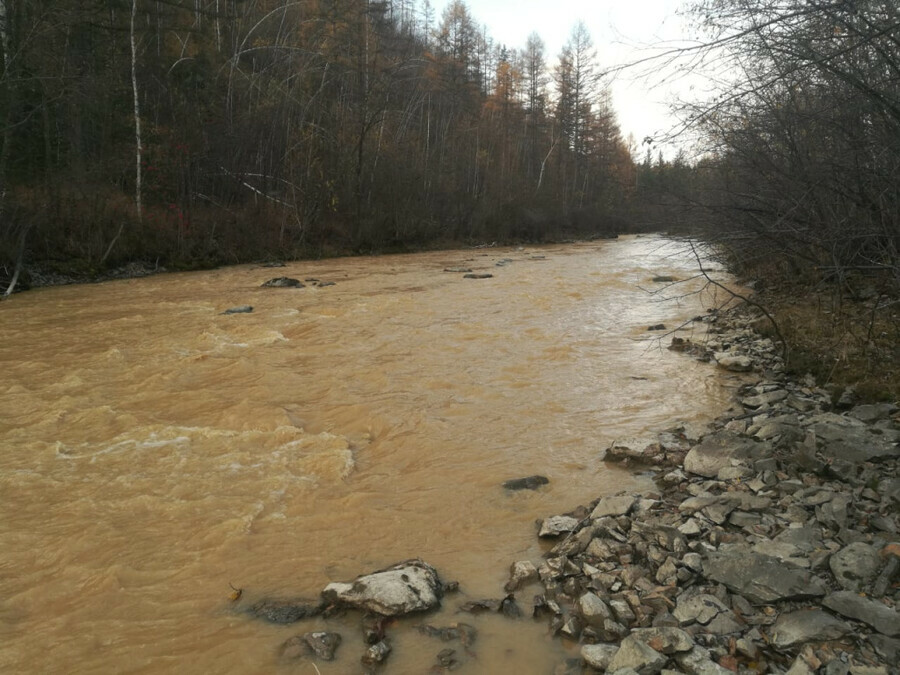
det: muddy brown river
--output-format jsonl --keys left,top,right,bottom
{"left": 0, "top": 236, "right": 741, "bottom": 674}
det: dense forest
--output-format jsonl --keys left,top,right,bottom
{"left": 0, "top": 0, "right": 645, "bottom": 281}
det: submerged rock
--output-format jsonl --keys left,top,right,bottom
{"left": 322, "top": 559, "right": 443, "bottom": 616}
{"left": 361, "top": 639, "right": 392, "bottom": 667}
{"left": 283, "top": 631, "right": 342, "bottom": 660}
{"left": 502, "top": 475, "right": 549, "bottom": 491}
{"left": 261, "top": 276, "right": 304, "bottom": 288}
{"left": 248, "top": 598, "right": 323, "bottom": 624}
{"left": 222, "top": 305, "right": 253, "bottom": 314}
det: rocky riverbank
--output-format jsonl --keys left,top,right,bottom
{"left": 238, "top": 303, "right": 898, "bottom": 674}
{"left": 513, "top": 304, "right": 900, "bottom": 674}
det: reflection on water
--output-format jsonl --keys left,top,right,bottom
{"left": 0, "top": 236, "right": 738, "bottom": 673}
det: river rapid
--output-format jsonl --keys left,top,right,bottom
{"left": 0, "top": 236, "right": 741, "bottom": 674}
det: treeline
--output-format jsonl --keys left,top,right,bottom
{"left": 0, "top": 0, "right": 638, "bottom": 280}
{"left": 682, "top": 0, "right": 900, "bottom": 293}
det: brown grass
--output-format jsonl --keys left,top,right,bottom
{"left": 758, "top": 283, "right": 900, "bottom": 402}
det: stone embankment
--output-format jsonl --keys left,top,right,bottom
{"left": 516, "top": 305, "right": 899, "bottom": 674}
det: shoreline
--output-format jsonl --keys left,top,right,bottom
{"left": 510, "top": 302, "right": 899, "bottom": 673}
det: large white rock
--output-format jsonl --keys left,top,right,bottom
{"left": 321, "top": 559, "right": 443, "bottom": 616}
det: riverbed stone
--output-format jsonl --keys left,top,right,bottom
{"left": 302, "top": 632, "right": 342, "bottom": 660}
{"left": 673, "top": 594, "right": 730, "bottom": 626}
{"left": 577, "top": 592, "right": 614, "bottom": 626}
{"left": 361, "top": 639, "right": 392, "bottom": 666}
{"left": 702, "top": 550, "right": 826, "bottom": 604}
{"left": 771, "top": 610, "right": 852, "bottom": 648}
{"left": 321, "top": 559, "right": 443, "bottom": 616}
{"left": 715, "top": 353, "right": 753, "bottom": 372}
{"left": 539, "top": 515, "right": 580, "bottom": 538}
{"left": 683, "top": 431, "right": 766, "bottom": 478}
{"left": 630, "top": 627, "right": 694, "bottom": 654}
{"left": 829, "top": 543, "right": 882, "bottom": 591}
{"left": 608, "top": 634, "right": 668, "bottom": 674}
{"left": 848, "top": 403, "right": 898, "bottom": 423}
{"left": 591, "top": 493, "right": 637, "bottom": 518}
{"left": 581, "top": 643, "right": 619, "bottom": 670}
{"left": 505, "top": 560, "right": 538, "bottom": 591}
{"left": 823, "top": 592, "right": 900, "bottom": 637}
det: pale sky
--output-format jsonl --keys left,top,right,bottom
{"left": 435, "top": 0, "right": 702, "bottom": 158}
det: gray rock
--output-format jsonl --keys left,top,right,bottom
{"left": 829, "top": 542, "right": 882, "bottom": 591}
{"left": 673, "top": 594, "right": 729, "bottom": 625}
{"left": 823, "top": 591, "right": 900, "bottom": 637}
{"left": 653, "top": 276, "right": 676, "bottom": 283}
{"left": 577, "top": 592, "right": 614, "bottom": 626}
{"left": 591, "top": 494, "right": 638, "bottom": 518}
{"left": 771, "top": 610, "right": 852, "bottom": 648}
{"left": 703, "top": 551, "right": 827, "bottom": 604}
{"left": 674, "top": 646, "right": 733, "bottom": 674}
{"left": 608, "top": 634, "right": 668, "bottom": 675}
{"left": 502, "top": 475, "right": 549, "bottom": 490}
{"left": 715, "top": 354, "right": 753, "bottom": 372}
{"left": 630, "top": 627, "right": 695, "bottom": 654}
{"left": 806, "top": 413, "right": 900, "bottom": 463}
{"left": 361, "top": 639, "right": 392, "bottom": 666}
{"left": 581, "top": 643, "right": 619, "bottom": 670}
{"left": 742, "top": 390, "right": 788, "bottom": 408}
{"left": 539, "top": 515, "right": 580, "bottom": 538}
{"left": 222, "top": 305, "right": 253, "bottom": 314}
{"left": 869, "top": 635, "right": 900, "bottom": 661}
{"left": 463, "top": 273, "right": 493, "bottom": 279}
{"left": 683, "top": 431, "right": 767, "bottom": 478}
{"left": 786, "top": 657, "right": 816, "bottom": 675}
{"left": 302, "top": 631, "right": 342, "bottom": 660}
{"left": 322, "top": 559, "right": 443, "bottom": 616}
{"left": 505, "top": 560, "right": 538, "bottom": 592}
{"left": 848, "top": 403, "right": 898, "bottom": 422}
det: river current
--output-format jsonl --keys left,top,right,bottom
{"left": 0, "top": 236, "right": 740, "bottom": 673}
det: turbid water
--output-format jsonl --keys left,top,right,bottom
{"left": 0, "top": 236, "right": 741, "bottom": 674}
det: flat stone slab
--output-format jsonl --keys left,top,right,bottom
{"left": 715, "top": 353, "right": 753, "bottom": 372}
{"left": 703, "top": 551, "right": 826, "bottom": 604}
{"left": 823, "top": 592, "right": 900, "bottom": 637}
{"left": 539, "top": 515, "right": 580, "bottom": 538}
{"left": 321, "top": 559, "right": 443, "bottom": 616}
{"left": 771, "top": 610, "right": 851, "bottom": 648}
{"left": 684, "top": 431, "right": 768, "bottom": 478}
{"left": 591, "top": 493, "right": 638, "bottom": 518}
{"left": 830, "top": 542, "right": 882, "bottom": 591}
{"left": 805, "top": 413, "right": 900, "bottom": 463}
{"left": 608, "top": 634, "right": 668, "bottom": 674}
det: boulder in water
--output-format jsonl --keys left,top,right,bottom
{"left": 321, "top": 559, "right": 443, "bottom": 616}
